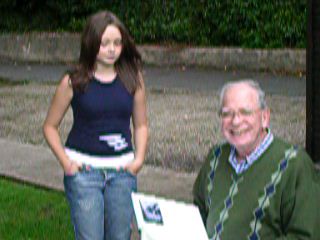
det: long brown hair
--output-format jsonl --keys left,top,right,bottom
{"left": 70, "top": 11, "right": 142, "bottom": 93}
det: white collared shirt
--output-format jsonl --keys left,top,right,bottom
{"left": 228, "top": 129, "right": 274, "bottom": 175}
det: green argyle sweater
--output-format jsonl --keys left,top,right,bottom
{"left": 193, "top": 137, "right": 320, "bottom": 240}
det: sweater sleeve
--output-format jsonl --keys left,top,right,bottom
{"left": 193, "top": 148, "right": 214, "bottom": 225}
{"left": 193, "top": 164, "right": 208, "bottom": 225}
{"left": 275, "top": 150, "right": 319, "bottom": 240}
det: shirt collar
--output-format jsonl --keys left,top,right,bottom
{"left": 228, "top": 128, "right": 274, "bottom": 174}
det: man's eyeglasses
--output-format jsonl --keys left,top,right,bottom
{"left": 219, "top": 108, "right": 260, "bottom": 119}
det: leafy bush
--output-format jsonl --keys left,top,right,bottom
{"left": 0, "top": 0, "right": 306, "bottom": 48}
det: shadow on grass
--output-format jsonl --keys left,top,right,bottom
{"left": 0, "top": 175, "right": 63, "bottom": 194}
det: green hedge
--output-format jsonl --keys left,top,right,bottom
{"left": 0, "top": 0, "right": 306, "bottom": 48}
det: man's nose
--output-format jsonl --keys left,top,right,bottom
{"left": 231, "top": 113, "right": 242, "bottom": 125}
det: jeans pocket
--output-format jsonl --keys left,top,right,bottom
{"left": 124, "top": 169, "right": 137, "bottom": 178}
{"left": 64, "top": 163, "right": 93, "bottom": 178}
{"left": 64, "top": 171, "right": 79, "bottom": 178}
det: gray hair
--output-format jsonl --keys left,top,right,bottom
{"left": 219, "top": 79, "right": 267, "bottom": 110}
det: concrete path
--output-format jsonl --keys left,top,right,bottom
{"left": 0, "top": 138, "right": 195, "bottom": 202}
{"left": 0, "top": 62, "right": 306, "bottom": 96}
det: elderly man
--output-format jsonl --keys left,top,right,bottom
{"left": 193, "top": 80, "right": 319, "bottom": 239}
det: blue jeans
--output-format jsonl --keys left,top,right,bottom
{"left": 63, "top": 168, "right": 137, "bottom": 240}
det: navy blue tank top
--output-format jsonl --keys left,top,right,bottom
{"left": 65, "top": 76, "right": 133, "bottom": 156}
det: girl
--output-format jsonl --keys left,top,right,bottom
{"left": 43, "top": 10, "right": 148, "bottom": 240}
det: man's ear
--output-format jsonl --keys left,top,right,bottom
{"left": 261, "top": 108, "right": 270, "bottom": 128}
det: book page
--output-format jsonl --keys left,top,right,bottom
{"left": 131, "top": 192, "right": 208, "bottom": 240}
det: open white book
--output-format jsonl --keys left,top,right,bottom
{"left": 131, "top": 192, "right": 208, "bottom": 240}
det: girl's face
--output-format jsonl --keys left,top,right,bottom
{"left": 96, "top": 24, "right": 122, "bottom": 67}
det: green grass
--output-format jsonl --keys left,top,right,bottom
{"left": 0, "top": 178, "right": 73, "bottom": 240}
{"left": 0, "top": 77, "right": 30, "bottom": 87}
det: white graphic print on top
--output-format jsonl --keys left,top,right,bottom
{"left": 99, "top": 134, "right": 128, "bottom": 151}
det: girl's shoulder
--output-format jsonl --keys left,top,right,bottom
{"left": 56, "top": 74, "right": 73, "bottom": 98}
{"left": 60, "top": 74, "right": 72, "bottom": 86}
{"left": 57, "top": 74, "right": 72, "bottom": 89}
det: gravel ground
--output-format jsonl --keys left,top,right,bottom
{"left": 0, "top": 82, "right": 306, "bottom": 173}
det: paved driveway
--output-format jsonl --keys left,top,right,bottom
{"left": 0, "top": 62, "right": 306, "bottom": 96}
